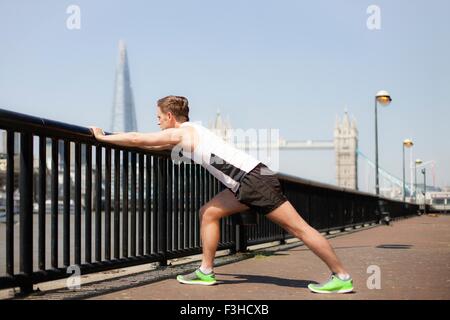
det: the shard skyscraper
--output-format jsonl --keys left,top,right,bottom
{"left": 111, "top": 40, "right": 138, "bottom": 132}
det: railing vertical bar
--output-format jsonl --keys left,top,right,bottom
{"left": 6, "top": 131, "right": 15, "bottom": 276}
{"left": 19, "top": 132, "right": 33, "bottom": 293}
{"left": 130, "top": 152, "right": 137, "bottom": 257}
{"left": 209, "top": 174, "right": 213, "bottom": 200}
{"left": 95, "top": 145, "right": 102, "bottom": 262}
{"left": 187, "top": 163, "right": 195, "bottom": 248}
{"left": 227, "top": 210, "right": 231, "bottom": 244}
{"left": 174, "top": 162, "right": 179, "bottom": 251}
{"left": 200, "top": 167, "right": 205, "bottom": 247}
{"left": 190, "top": 164, "right": 195, "bottom": 247}
{"left": 63, "top": 141, "right": 70, "bottom": 267}
{"left": 38, "top": 136, "right": 46, "bottom": 270}
{"left": 157, "top": 157, "right": 167, "bottom": 264}
{"left": 152, "top": 156, "right": 158, "bottom": 254}
{"left": 222, "top": 181, "right": 227, "bottom": 243}
{"left": 203, "top": 167, "right": 207, "bottom": 202}
{"left": 105, "top": 147, "right": 112, "bottom": 261}
{"left": 203, "top": 169, "right": 207, "bottom": 219}
{"left": 220, "top": 180, "right": 225, "bottom": 244}
{"left": 145, "top": 154, "right": 151, "bottom": 254}
{"left": 113, "top": 149, "right": 120, "bottom": 259}
{"left": 84, "top": 144, "right": 92, "bottom": 264}
{"left": 195, "top": 165, "right": 201, "bottom": 247}
{"left": 180, "top": 162, "right": 186, "bottom": 249}
{"left": 51, "top": 138, "right": 59, "bottom": 268}
{"left": 184, "top": 163, "right": 190, "bottom": 248}
{"left": 167, "top": 158, "right": 173, "bottom": 252}
{"left": 74, "top": 142, "right": 82, "bottom": 265}
{"left": 138, "top": 153, "right": 144, "bottom": 256}
{"left": 204, "top": 168, "right": 209, "bottom": 202}
{"left": 122, "top": 151, "right": 129, "bottom": 258}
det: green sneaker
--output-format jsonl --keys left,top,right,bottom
{"left": 176, "top": 269, "right": 217, "bottom": 286}
{"left": 308, "top": 274, "right": 354, "bottom": 294}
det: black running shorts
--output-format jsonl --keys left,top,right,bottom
{"left": 231, "top": 162, "right": 288, "bottom": 215}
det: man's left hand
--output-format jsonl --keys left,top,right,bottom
{"left": 89, "top": 126, "right": 105, "bottom": 139}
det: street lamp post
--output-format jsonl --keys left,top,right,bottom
{"left": 422, "top": 168, "right": 427, "bottom": 214}
{"left": 415, "top": 159, "right": 423, "bottom": 202}
{"left": 402, "top": 139, "right": 414, "bottom": 202}
{"left": 375, "top": 90, "right": 392, "bottom": 196}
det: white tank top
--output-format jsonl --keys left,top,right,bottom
{"left": 179, "top": 121, "right": 260, "bottom": 193}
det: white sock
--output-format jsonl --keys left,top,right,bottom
{"left": 200, "top": 266, "right": 213, "bottom": 274}
{"left": 336, "top": 273, "right": 351, "bottom": 281}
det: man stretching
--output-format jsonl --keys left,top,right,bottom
{"left": 90, "top": 95, "right": 354, "bottom": 294}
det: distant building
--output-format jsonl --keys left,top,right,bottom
{"left": 209, "top": 109, "right": 232, "bottom": 142}
{"left": 424, "top": 191, "right": 450, "bottom": 212}
{"left": 110, "top": 40, "right": 138, "bottom": 133}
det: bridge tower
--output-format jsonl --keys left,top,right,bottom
{"left": 334, "top": 111, "right": 358, "bottom": 189}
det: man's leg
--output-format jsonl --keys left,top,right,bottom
{"left": 199, "top": 189, "right": 250, "bottom": 272}
{"left": 266, "top": 200, "right": 348, "bottom": 276}
{"left": 177, "top": 189, "right": 249, "bottom": 285}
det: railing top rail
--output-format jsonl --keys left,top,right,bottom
{"left": 276, "top": 172, "right": 406, "bottom": 203}
{"left": 277, "top": 172, "right": 375, "bottom": 197}
{"left": 0, "top": 107, "right": 170, "bottom": 155}
{"left": 0, "top": 107, "right": 90, "bottom": 137}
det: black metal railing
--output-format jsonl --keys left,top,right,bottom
{"left": 0, "top": 108, "right": 421, "bottom": 294}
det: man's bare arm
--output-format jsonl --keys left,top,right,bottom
{"left": 90, "top": 127, "right": 182, "bottom": 148}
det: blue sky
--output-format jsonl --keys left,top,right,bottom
{"left": 0, "top": 0, "right": 449, "bottom": 189}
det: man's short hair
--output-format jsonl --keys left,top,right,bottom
{"left": 157, "top": 95, "right": 190, "bottom": 122}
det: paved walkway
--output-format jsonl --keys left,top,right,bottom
{"left": 92, "top": 214, "right": 450, "bottom": 300}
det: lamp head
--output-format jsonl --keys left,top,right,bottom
{"left": 376, "top": 90, "right": 392, "bottom": 106}
{"left": 403, "top": 139, "right": 413, "bottom": 148}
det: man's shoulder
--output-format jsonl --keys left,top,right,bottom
{"left": 177, "top": 124, "right": 196, "bottom": 133}
{"left": 175, "top": 125, "right": 199, "bottom": 142}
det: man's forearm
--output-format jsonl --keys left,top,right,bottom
{"left": 96, "top": 132, "right": 141, "bottom": 147}
{"left": 95, "top": 132, "right": 175, "bottom": 151}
